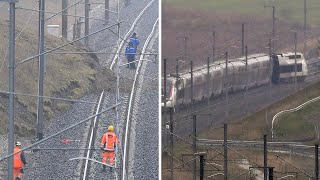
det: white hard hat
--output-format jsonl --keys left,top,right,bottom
{"left": 15, "top": 142, "right": 21, "bottom": 146}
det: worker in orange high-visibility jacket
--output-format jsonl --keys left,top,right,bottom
{"left": 13, "top": 142, "right": 27, "bottom": 180}
{"left": 100, "top": 125, "right": 119, "bottom": 172}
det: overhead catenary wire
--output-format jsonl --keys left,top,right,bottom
{"left": 15, "top": 21, "right": 123, "bottom": 66}
{"left": 162, "top": 128, "right": 265, "bottom": 177}
{"left": 162, "top": 157, "right": 199, "bottom": 173}
{"left": 109, "top": 0, "right": 156, "bottom": 69}
{"left": 82, "top": 91, "right": 104, "bottom": 179}
{"left": 275, "top": 154, "right": 314, "bottom": 179}
{"left": 121, "top": 17, "right": 159, "bottom": 180}
{"left": 0, "top": 2, "right": 38, "bottom": 73}
{"left": 162, "top": 128, "right": 224, "bottom": 157}
{"left": 100, "top": 27, "right": 145, "bottom": 55}
{"left": 16, "top": 7, "right": 115, "bottom": 23}
{"left": 0, "top": 90, "right": 99, "bottom": 104}
{"left": 172, "top": 76, "right": 320, "bottom": 124}
{"left": 45, "top": 0, "right": 84, "bottom": 21}
{"left": 0, "top": 0, "right": 155, "bottom": 178}
{"left": 53, "top": 51, "right": 158, "bottom": 55}
{"left": 0, "top": 102, "right": 121, "bottom": 163}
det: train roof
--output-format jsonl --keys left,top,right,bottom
{"left": 174, "top": 53, "right": 269, "bottom": 76}
{"left": 273, "top": 52, "right": 304, "bottom": 60}
{"left": 275, "top": 52, "right": 303, "bottom": 57}
{"left": 273, "top": 52, "right": 305, "bottom": 65}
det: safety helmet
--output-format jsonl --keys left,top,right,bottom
{"left": 107, "top": 125, "right": 114, "bottom": 132}
{"left": 15, "top": 142, "right": 21, "bottom": 147}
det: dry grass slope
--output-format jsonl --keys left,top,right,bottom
{"left": 0, "top": 18, "right": 100, "bottom": 136}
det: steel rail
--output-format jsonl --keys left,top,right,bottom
{"left": 82, "top": 91, "right": 104, "bottom": 179}
{"left": 53, "top": 51, "right": 158, "bottom": 55}
{"left": 32, "top": 148, "right": 101, "bottom": 151}
{"left": 119, "top": 59, "right": 155, "bottom": 67}
{"left": 109, "top": 0, "right": 155, "bottom": 70}
{"left": 122, "top": 18, "right": 158, "bottom": 180}
{"left": 70, "top": 157, "right": 113, "bottom": 167}
{"left": 0, "top": 102, "right": 120, "bottom": 162}
{"left": 199, "top": 139, "right": 304, "bottom": 145}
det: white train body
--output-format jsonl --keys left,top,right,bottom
{"left": 163, "top": 52, "right": 308, "bottom": 108}
{"left": 272, "top": 52, "right": 308, "bottom": 82}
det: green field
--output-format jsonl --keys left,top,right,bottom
{"left": 164, "top": 0, "right": 320, "bottom": 26}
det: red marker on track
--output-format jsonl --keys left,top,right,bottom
{"left": 61, "top": 139, "right": 81, "bottom": 143}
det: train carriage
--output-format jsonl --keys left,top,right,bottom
{"left": 162, "top": 52, "right": 308, "bottom": 108}
{"left": 255, "top": 55, "right": 271, "bottom": 86}
{"left": 229, "top": 61, "right": 246, "bottom": 91}
{"left": 210, "top": 65, "right": 224, "bottom": 97}
{"left": 272, "top": 52, "right": 308, "bottom": 83}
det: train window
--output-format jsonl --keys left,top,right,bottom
{"left": 279, "top": 64, "right": 302, "bottom": 73}
{"left": 288, "top": 55, "right": 302, "bottom": 59}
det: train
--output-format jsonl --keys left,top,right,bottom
{"left": 163, "top": 52, "right": 308, "bottom": 108}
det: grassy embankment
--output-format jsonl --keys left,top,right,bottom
{"left": 162, "top": 0, "right": 320, "bottom": 178}
{"left": 164, "top": 44, "right": 320, "bottom": 179}
{"left": 0, "top": 18, "right": 103, "bottom": 136}
{"left": 198, "top": 81, "right": 320, "bottom": 142}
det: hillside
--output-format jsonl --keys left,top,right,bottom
{"left": 0, "top": 0, "right": 102, "bottom": 35}
{"left": 162, "top": 0, "right": 320, "bottom": 73}
{"left": 0, "top": 18, "right": 100, "bottom": 136}
{"left": 162, "top": 1, "right": 320, "bottom": 178}
{"left": 198, "top": 80, "right": 320, "bottom": 142}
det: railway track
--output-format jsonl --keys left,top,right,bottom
{"left": 80, "top": 16, "right": 159, "bottom": 180}
{"left": 122, "top": 18, "right": 159, "bottom": 179}
{"left": 88, "top": 0, "right": 156, "bottom": 68}
{"left": 5, "top": 0, "right": 158, "bottom": 179}
{"left": 3, "top": 0, "right": 158, "bottom": 179}
{"left": 172, "top": 58, "right": 320, "bottom": 136}
{"left": 78, "top": 0, "right": 158, "bottom": 179}
{"left": 109, "top": 0, "right": 156, "bottom": 69}
{"left": 198, "top": 139, "right": 319, "bottom": 158}
{"left": 79, "top": 91, "right": 105, "bottom": 179}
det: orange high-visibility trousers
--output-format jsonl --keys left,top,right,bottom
{"left": 13, "top": 167, "right": 22, "bottom": 180}
{"left": 102, "top": 151, "right": 115, "bottom": 166}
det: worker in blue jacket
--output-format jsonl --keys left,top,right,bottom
{"left": 129, "top": 32, "right": 140, "bottom": 49}
{"left": 125, "top": 42, "right": 137, "bottom": 69}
